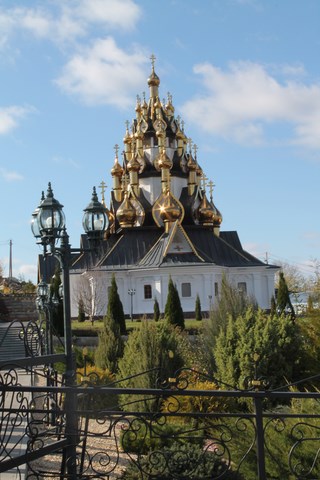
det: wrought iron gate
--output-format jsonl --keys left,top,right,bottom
{"left": 1, "top": 320, "right": 320, "bottom": 479}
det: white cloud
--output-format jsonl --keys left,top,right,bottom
{"left": 0, "top": 0, "right": 141, "bottom": 48}
{"left": 0, "top": 105, "right": 35, "bottom": 134}
{"left": 181, "top": 61, "right": 320, "bottom": 149}
{"left": 55, "top": 37, "right": 147, "bottom": 108}
{"left": 0, "top": 167, "right": 24, "bottom": 182}
{"left": 17, "top": 263, "right": 37, "bottom": 281}
{"left": 75, "top": 0, "right": 141, "bottom": 31}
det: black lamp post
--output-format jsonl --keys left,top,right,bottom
{"left": 31, "top": 182, "right": 107, "bottom": 478}
{"left": 128, "top": 288, "right": 136, "bottom": 321}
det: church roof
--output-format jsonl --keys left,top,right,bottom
{"left": 69, "top": 56, "right": 274, "bottom": 275}
{"left": 71, "top": 226, "right": 268, "bottom": 272}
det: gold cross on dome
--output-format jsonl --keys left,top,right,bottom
{"left": 193, "top": 144, "right": 198, "bottom": 158}
{"left": 98, "top": 180, "right": 107, "bottom": 205}
{"left": 188, "top": 138, "right": 193, "bottom": 153}
{"left": 150, "top": 54, "right": 156, "bottom": 69}
{"left": 114, "top": 144, "right": 119, "bottom": 159}
{"left": 208, "top": 180, "right": 215, "bottom": 200}
{"left": 201, "top": 174, "right": 208, "bottom": 191}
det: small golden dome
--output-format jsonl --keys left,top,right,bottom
{"left": 154, "top": 96, "right": 161, "bottom": 109}
{"left": 213, "top": 206, "right": 223, "bottom": 225}
{"left": 187, "top": 153, "right": 197, "bottom": 171}
{"left": 165, "top": 93, "right": 174, "bottom": 117}
{"left": 158, "top": 149, "right": 173, "bottom": 169}
{"left": 148, "top": 68, "right": 160, "bottom": 87}
{"left": 123, "top": 122, "right": 131, "bottom": 145}
{"left": 159, "top": 190, "right": 182, "bottom": 223}
{"left": 127, "top": 154, "right": 140, "bottom": 172}
{"left": 198, "top": 194, "right": 215, "bottom": 225}
{"left": 116, "top": 192, "right": 137, "bottom": 227}
{"left": 111, "top": 157, "right": 124, "bottom": 177}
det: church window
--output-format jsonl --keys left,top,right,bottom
{"left": 214, "top": 282, "right": 219, "bottom": 297}
{"left": 144, "top": 284, "right": 152, "bottom": 299}
{"left": 181, "top": 282, "right": 191, "bottom": 297}
{"left": 238, "top": 282, "right": 247, "bottom": 294}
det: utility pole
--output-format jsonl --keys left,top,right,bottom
{"left": 9, "top": 239, "right": 12, "bottom": 278}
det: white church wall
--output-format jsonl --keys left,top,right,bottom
{"left": 70, "top": 264, "right": 276, "bottom": 319}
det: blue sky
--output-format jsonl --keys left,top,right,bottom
{"left": 0, "top": 0, "right": 320, "bottom": 283}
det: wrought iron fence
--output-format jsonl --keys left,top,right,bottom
{"left": 1, "top": 321, "right": 320, "bottom": 479}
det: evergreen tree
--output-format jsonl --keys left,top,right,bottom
{"left": 95, "top": 314, "right": 124, "bottom": 373}
{"left": 77, "top": 297, "right": 86, "bottom": 322}
{"left": 153, "top": 297, "right": 160, "bottom": 322}
{"left": 106, "top": 274, "right": 126, "bottom": 335}
{"left": 214, "top": 307, "right": 302, "bottom": 390}
{"left": 164, "top": 277, "right": 184, "bottom": 329}
{"left": 118, "top": 321, "right": 185, "bottom": 411}
{"left": 203, "top": 275, "right": 256, "bottom": 374}
{"left": 277, "top": 271, "right": 295, "bottom": 319}
{"left": 195, "top": 294, "right": 202, "bottom": 321}
{"left": 50, "top": 267, "right": 64, "bottom": 336}
{"left": 270, "top": 295, "right": 276, "bottom": 317}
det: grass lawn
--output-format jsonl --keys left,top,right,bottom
{"left": 71, "top": 317, "right": 206, "bottom": 335}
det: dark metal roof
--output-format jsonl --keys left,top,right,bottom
{"left": 97, "top": 228, "right": 162, "bottom": 268}
{"left": 186, "top": 228, "right": 265, "bottom": 267}
{"left": 69, "top": 226, "right": 268, "bottom": 273}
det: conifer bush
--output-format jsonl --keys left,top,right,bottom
{"left": 95, "top": 314, "right": 124, "bottom": 373}
{"left": 106, "top": 273, "right": 126, "bottom": 335}
{"left": 153, "top": 297, "right": 160, "bottom": 321}
{"left": 117, "top": 321, "right": 185, "bottom": 412}
{"left": 195, "top": 293, "right": 202, "bottom": 321}
{"left": 164, "top": 277, "right": 185, "bottom": 329}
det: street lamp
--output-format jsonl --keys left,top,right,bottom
{"left": 82, "top": 186, "right": 109, "bottom": 245}
{"left": 208, "top": 294, "right": 212, "bottom": 312}
{"left": 128, "top": 288, "right": 136, "bottom": 321}
{"left": 31, "top": 182, "right": 107, "bottom": 478}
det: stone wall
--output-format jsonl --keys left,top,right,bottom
{"left": 0, "top": 293, "right": 38, "bottom": 323}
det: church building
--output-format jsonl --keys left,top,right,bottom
{"left": 69, "top": 58, "right": 277, "bottom": 319}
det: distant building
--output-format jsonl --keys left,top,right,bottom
{"left": 69, "top": 59, "right": 278, "bottom": 318}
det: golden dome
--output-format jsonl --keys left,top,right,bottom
{"left": 148, "top": 68, "right": 160, "bottom": 87}
{"left": 123, "top": 122, "right": 131, "bottom": 145}
{"left": 159, "top": 190, "right": 182, "bottom": 223}
{"left": 158, "top": 148, "right": 173, "bottom": 169}
{"left": 198, "top": 194, "right": 215, "bottom": 225}
{"left": 116, "top": 192, "right": 137, "bottom": 227}
{"left": 187, "top": 153, "right": 197, "bottom": 171}
{"left": 127, "top": 154, "right": 140, "bottom": 172}
{"left": 213, "top": 206, "right": 223, "bottom": 225}
{"left": 165, "top": 93, "right": 174, "bottom": 117}
{"left": 111, "top": 157, "right": 124, "bottom": 177}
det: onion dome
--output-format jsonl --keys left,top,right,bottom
{"left": 165, "top": 93, "right": 174, "bottom": 118}
{"left": 142, "top": 91, "right": 148, "bottom": 115}
{"left": 127, "top": 153, "right": 140, "bottom": 172}
{"left": 111, "top": 153, "right": 124, "bottom": 178}
{"left": 197, "top": 194, "right": 215, "bottom": 225}
{"left": 158, "top": 148, "right": 173, "bottom": 170}
{"left": 159, "top": 190, "right": 182, "bottom": 223}
{"left": 116, "top": 191, "right": 137, "bottom": 227}
{"left": 148, "top": 65, "right": 160, "bottom": 88}
{"left": 123, "top": 121, "right": 132, "bottom": 146}
{"left": 187, "top": 153, "right": 197, "bottom": 171}
{"left": 213, "top": 206, "right": 223, "bottom": 226}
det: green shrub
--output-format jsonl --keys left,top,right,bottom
{"left": 117, "top": 321, "right": 185, "bottom": 412}
{"left": 120, "top": 441, "right": 242, "bottom": 479}
{"left": 121, "top": 418, "right": 202, "bottom": 455}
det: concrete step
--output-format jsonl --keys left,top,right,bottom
{"left": 0, "top": 326, "right": 26, "bottom": 362}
